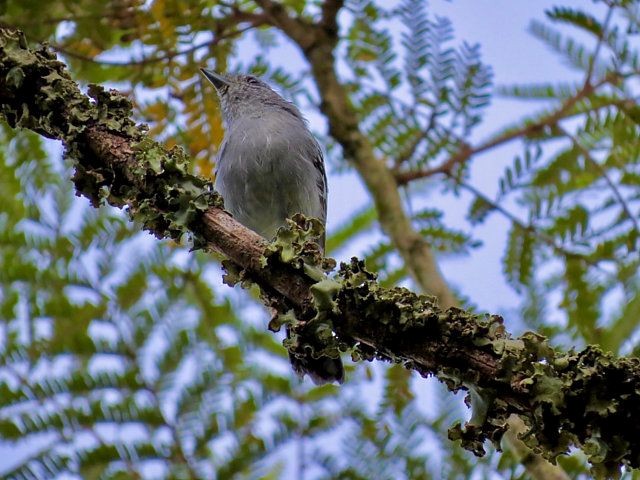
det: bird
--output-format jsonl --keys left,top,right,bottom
{"left": 201, "top": 68, "right": 344, "bottom": 385}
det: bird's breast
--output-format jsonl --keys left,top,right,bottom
{"left": 214, "top": 117, "right": 324, "bottom": 240}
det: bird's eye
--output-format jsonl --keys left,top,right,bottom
{"left": 246, "top": 76, "right": 260, "bottom": 85}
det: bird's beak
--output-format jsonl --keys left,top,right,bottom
{"left": 200, "top": 68, "right": 229, "bottom": 90}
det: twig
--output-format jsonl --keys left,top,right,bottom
{"left": 52, "top": 23, "right": 262, "bottom": 67}
{"left": 448, "top": 173, "right": 604, "bottom": 268}
{"left": 558, "top": 126, "right": 640, "bottom": 246}
{"left": 393, "top": 125, "right": 429, "bottom": 168}
{"left": 395, "top": 76, "right": 613, "bottom": 184}
{"left": 585, "top": 5, "right": 615, "bottom": 85}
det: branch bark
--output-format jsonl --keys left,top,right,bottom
{"left": 1, "top": 28, "right": 638, "bottom": 479}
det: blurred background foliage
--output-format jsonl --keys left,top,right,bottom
{"left": 1, "top": 0, "right": 640, "bottom": 478}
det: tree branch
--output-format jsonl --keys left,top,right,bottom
{"left": 2, "top": 27, "right": 639, "bottom": 478}
{"left": 558, "top": 126, "right": 640, "bottom": 244}
{"left": 51, "top": 23, "right": 262, "bottom": 67}
{"left": 320, "top": 0, "right": 343, "bottom": 35}
{"left": 253, "top": 0, "right": 317, "bottom": 51}
{"left": 395, "top": 77, "right": 613, "bottom": 184}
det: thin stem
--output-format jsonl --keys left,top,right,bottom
{"left": 393, "top": 124, "right": 429, "bottom": 168}
{"left": 396, "top": 76, "right": 613, "bottom": 184}
{"left": 449, "top": 173, "right": 603, "bottom": 268}
{"left": 52, "top": 23, "right": 261, "bottom": 67}
{"left": 585, "top": 5, "right": 615, "bottom": 84}
{"left": 558, "top": 126, "right": 639, "bottom": 246}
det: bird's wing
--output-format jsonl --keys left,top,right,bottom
{"left": 312, "top": 142, "right": 328, "bottom": 251}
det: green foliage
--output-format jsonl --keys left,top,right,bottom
{"left": 326, "top": 206, "right": 377, "bottom": 253}
{"left": 413, "top": 208, "right": 480, "bottom": 255}
{"left": 503, "top": 226, "right": 536, "bottom": 291}
{"left": 528, "top": 20, "right": 592, "bottom": 71}
{"left": 337, "top": 0, "right": 490, "bottom": 285}
{"left": 545, "top": 6, "right": 604, "bottom": 37}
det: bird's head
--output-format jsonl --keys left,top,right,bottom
{"left": 200, "top": 68, "right": 301, "bottom": 126}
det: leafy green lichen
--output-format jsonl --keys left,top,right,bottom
{"left": 262, "top": 213, "right": 335, "bottom": 273}
{"left": 261, "top": 214, "right": 344, "bottom": 372}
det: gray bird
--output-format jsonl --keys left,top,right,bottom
{"left": 201, "top": 68, "right": 344, "bottom": 385}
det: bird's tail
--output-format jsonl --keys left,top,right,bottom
{"left": 289, "top": 351, "right": 344, "bottom": 385}
{"left": 286, "top": 325, "right": 344, "bottom": 385}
